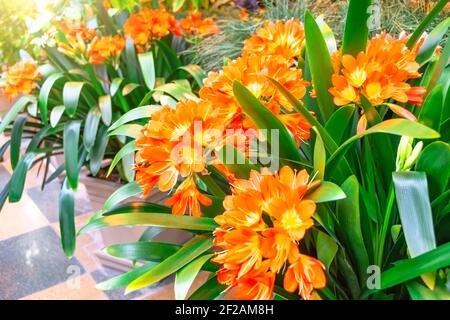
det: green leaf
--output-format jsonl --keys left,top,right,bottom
{"left": 99, "top": 95, "right": 112, "bottom": 126}
{"left": 78, "top": 212, "right": 218, "bottom": 234}
{"left": 419, "top": 85, "right": 443, "bottom": 132}
{"left": 327, "top": 119, "right": 440, "bottom": 169}
{"left": 108, "top": 124, "right": 143, "bottom": 139}
{"left": 89, "top": 125, "right": 109, "bottom": 176}
{"left": 175, "top": 254, "right": 214, "bottom": 300}
{"left": 172, "top": 0, "right": 186, "bottom": 12}
{"left": 103, "top": 181, "right": 143, "bottom": 211}
{"left": 155, "top": 39, "right": 182, "bottom": 72}
{"left": 125, "top": 37, "right": 139, "bottom": 83}
{"left": 10, "top": 115, "right": 28, "bottom": 170}
{"left": 110, "top": 78, "right": 123, "bottom": 96}
{"left": 316, "top": 16, "right": 337, "bottom": 54}
{"left": 407, "top": 0, "right": 450, "bottom": 49}
{"left": 393, "top": 172, "right": 436, "bottom": 258}
{"left": 121, "top": 150, "right": 135, "bottom": 182}
{"left": 304, "top": 10, "right": 335, "bottom": 121}
{"left": 305, "top": 182, "right": 346, "bottom": 203}
{"left": 122, "top": 83, "right": 141, "bottom": 96}
{"left": 63, "top": 82, "right": 85, "bottom": 117}
{"left": 214, "top": 145, "right": 259, "bottom": 180}
{"left": 0, "top": 95, "right": 34, "bottom": 134}
{"left": 416, "top": 141, "right": 450, "bottom": 200}
{"left": 103, "top": 201, "right": 171, "bottom": 215}
{"left": 337, "top": 176, "right": 369, "bottom": 283}
{"left": 325, "top": 105, "right": 355, "bottom": 145}
{"left": 138, "top": 52, "right": 156, "bottom": 90}
{"left": 59, "top": 179, "right": 76, "bottom": 257}
{"left": 341, "top": 0, "right": 371, "bottom": 56}
{"left": 108, "top": 105, "right": 160, "bottom": 132}
{"left": 50, "top": 105, "right": 65, "bottom": 128}
{"left": 38, "top": 73, "right": 64, "bottom": 125}
{"left": 316, "top": 231, "right": 338, "bottom": 270}
{"left": 375, "top": 242, "right": 450, "bottom": 291}
{"left": 178, "top": 65, "right": 206, "bottom": 88}
{"left": 105, "top": 242, "right": 181, "bottom": 262}
{"left": 416, "top": 17, "right": 450, "bottom": 65}
{"left": 188, "top": 276, "right": 226, "bottom": 300}
{"left": 232, "top": 81, "right": 301, "bottom": 163}
{"left": 8, "top": 152, "right": 35, "bottom": 202}
{"left": 64, "top": 121, "right": 81, "bottom": 190}
{"left": 407, "top": 280, "right": 450, "bottom": 300}
{"left": 83, "top": 107, "right": 101, "bottom": 150}
{"left": 313, "top": 128, "right": 326, "bottom": 180}
{"left": 97, "top": 261, "right": 158, "bottom": 290}
{"left": 154, "top": 81, "right": 193, "bottom": 101}
{"left": 126, "top": 236, "right": 213, "bottom": 293}
{"left": 107, "top": 141, "right": 138, "bottom": 177}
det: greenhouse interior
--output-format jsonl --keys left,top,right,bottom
{"left": 0, "top": 0, "right": 449, "bottom": 303}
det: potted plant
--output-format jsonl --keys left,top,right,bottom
{"left": 79, "top": 0, "right": 450, "bottom": 300}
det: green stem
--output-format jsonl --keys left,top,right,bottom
{"left": 376, "top": 183, "right": 396, "bottom": 267}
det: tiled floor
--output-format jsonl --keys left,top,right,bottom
{"left": 0, "top": 135, "right": 188, "bottom": 300}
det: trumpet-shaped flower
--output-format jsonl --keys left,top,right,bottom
{"left": 0, "top": 60, "right": 41, "bottom": 101}
{"left": 88, "top": 35, "right": 125, "bottom": 66}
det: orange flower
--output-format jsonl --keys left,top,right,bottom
{"left": 134, "top": 99, "right": 226, "bottom": 214}
{"left": 88, "top": 35, "right": 125, "bottom": 66}
{"left": 213, "top": 166, "right": 325, "bottom": 300}
{"left": 200, "top": 53, "right": 311, "bottom": 144}
{"left": 243, "top": 19, "right": 305, "bottom": 65}
{"left": 58, "top": 21, "right": 96, "bottom": 41}
{"left": 329, "top": 32, "right": 425, "bottom": 108}
{"left": 179, "top": 11, "right": 220, "bottom": 36}
{"left": 284, "top": 252, "right": 326, "bottom": 300}
{"left": 124, "top": 7, "right": 180, "bottom": 50}
{"left": 165, "top": 176, "right": 212, "bottom": 217}
{"left": 0, "top": 60, "right": 41, "bottom": 101}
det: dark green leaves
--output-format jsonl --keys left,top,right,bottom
{"left": 341, "top": 0, "right": 371, "bottom": 56}
{"left": 8, "top": 152, "right": 35, "bottom": 202}
{"left": 138, "top": 52, "right": 156, "bottom": 90}
{"left": 59, "top": 179, "right": 76, "bottom": 257}
{"left": 39, "top": 73, "right": 64, "bottom": 124}
{"left": 63, "top": 82, "right": 85, "bottom": 117}
{"left": 64, "top": 121, "right": 81, "bottom": 190}
{"left": 0, "top": 95, "right": 34, "bottom": 134}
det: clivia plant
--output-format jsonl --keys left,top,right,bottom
{"left": 77, "top": 0, "right": 450, "bottom": 300}
{"left": 0, "top": 0, "right": 218, "bottom": 256}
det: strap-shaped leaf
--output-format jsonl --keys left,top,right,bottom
{"left": 63, "top": 82, "right": 86, "bottom": 117}
{"left": 38, "top": 73, "right": 64, "bottom": 124}
{"left": 0, "top": 95, "right": 34, "bottom": 134}
{"left": 325, "top": 105, "right": 355, "bottom": 145}
{"left": 78, "top": 212, "right": 218, "bottom": 234}
{"left": 50, "top": 105, "right": 65, "bottom": 128}
{"left": 416, "top": 17, "right": 450, "bottom": 65}
{"left": 138, "top": 51, "right": 156, "bottom": 90}
{"left": 8, "top": 152, "right": 35, "bottom": 202}
{"left": 105, "top": 242, "right": 182, "bottom": 262}
{"left": 99, "top": 95, "right": 112, "bottom": 126}
{"left": 10, "top": 115, "right": 28, "bottom": 170}
{"left": 108, "top": 124, "right": 143, "bottom": 139}
{"left": 313, "top": 128, "right": 326, "bottom": 180}
{"left": 83, "top": 107, "right": 101, "bottom": 150}
{"left": 103, "top": 181, "right": 143, "bottom": 211}
{"left": 419, "top": 84, "right": 443, "bottom": 132}
{"left": 232, "top": 80, "right": 301, "bottom": 163}
{"left": 304, "top": 10, "right": 335, "bottom": 121}
{"left": 107, "top": 141, "right": 138, "bottom": 177}
{"left": 175, "top": 254, "right": 214, "bottom": 300}
{"left": 63, "top": 121, "right": 81, "bottom": 190}
{"left": 341, "top": 0, "right": 371, "bottom": 56}
{"left": 59, "top": 178, "right": 76, "bottom": 257}
{"left": 188, "top": 275, "right": 226, "bottom": 300}
{"left": 126, "top": 236, "right": 213, "bottom": 293}
{"left": 108, "top": 105, "right": 160, "bottom": 132}
{"left": 89, "top": 125, "right": 109, "bottom": 176}
{"left": 304, "top": 181, "right": 346, "bottom": 203}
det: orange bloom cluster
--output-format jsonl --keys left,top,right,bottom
{"left": 212, "top": 167, "right": 326, "bottom": 300}
{"left": 88, "top": 35, "right": 125, "bottom": 66}
{"left": 0, "top": 60, "right": 41, "bottom": 101}
{"left": 179, "top": 11, "right": 220, "bottom": 36}
{"left": 57, "top": 21, "right": 96, "bottom": 64}
{"left": 58, "top": 21, "right": 96, "bottom": 41}
{"left": 124, "top": 7, "right": 180, "bottom": 51}
{"left": 243, "top": 19, "right": 305, "bottom": 65}
{"left": 329, "top": 32, "right": 425, "bottom": 107}
{"left": 134, "top": 99, "right": 227, "bottom": 216}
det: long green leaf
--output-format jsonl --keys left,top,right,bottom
{"left": 138, "top": 52, "right": 156, "bottom": 90}
{"left": 188, "top": 276, "right": 226, "bottom": 300}
{"left": 99, "top": 95, "right": 112, "bottom": 126}
{"left": 175, "top": 254, "right": 214, "bottom": 300}
{"left": 83, "top": 107, "right": 101, "bottom": 150}
{"left": 232, "top": 81, "right": 301, "bottom": 163}
{"left": 38, "top": 73, "right": 64, "bottom": 124}
{"left": 416, "top": 17, "right": 450, "bottom": 65}
{"left": 325, "top": 105, "right": 355, "bottom": 145}
{"left": 103, "top": 181, "right": 143, "bottom": 211}
{"left": 108, "top": 105, "right": 160, "bottom": 132}
{"left": 341, "top": 0, "right": 371, "bottom": 56}
{"left": 419, "top": 84, "right": 443, "bottom": 132}
{"left": 106, "top": 242, "right": 181, "bottom": 262}
{"left": 10, "top": 115, "right": 28, "bottom": 170}
{"left": 0, "top": 95, "right": 34, "bottom": 133}
{"left": 63, "top": 82, "right": 85, "bottom": 117}
{"left": 50, "top": 105, "right": 65, "bottom": 127}
{"left": 59, "top": 178, "right": 76, "bottom": 257}
{"left": 304, "top": 10, "right": 335, "bottom": 121}
{"left": 108, "top": 124, "right": 143, "bottom": 139}
{"left": 126, "top": 236, "right": 213, "bottom": 293}
{"left": 79, "top": 212, "right": 218, "bottom": 234}
{"left": 8, "top": 152, "right": 35, "bottom": 202}
{"left": 64, "top": 121, "right": 81, "bottom": 189}
{"left": 305, "top": 181, "right": 346, "bottom": 203}
{"left": 89, "top": 125, "right": 109, "bottom": 176}
{"left": 107, "top": 141, "right": 138, "bottom": 177}
{"left": 313, "top": 128, "right": 326, "bottom": 180}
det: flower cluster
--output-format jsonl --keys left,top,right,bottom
{"left": 329, "top": 32, "right": 425, "bottom": 107}
{"left": 88, "top": 35, "right": 126, "bottom": 67}
{"left": 179, "top": 11, "right": 220, "bottom": 36}
{"left": 212, "top": 167, "right": 326, "bottom": 300}
{"left": 124, "top": 7, "right": 181, "bottom": 52}
{"left": 0, "top": 60, "right": 41, "bottom": 101}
